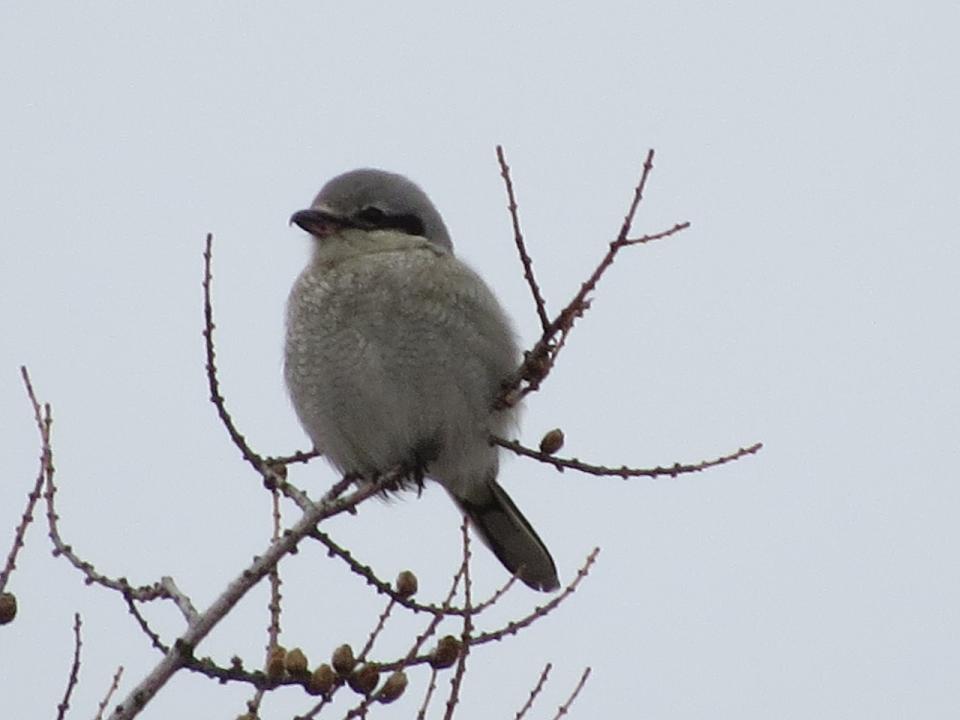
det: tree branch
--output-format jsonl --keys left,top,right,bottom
{"left": 55, "top": 613, "right": 83, "bottom": 720}
{"left": 496, "top": 145, "right": 550, "bottom": 332}
{"left": 108, "top": 475, "right": 396, "bottom": 719}
{"left": 495, "top": 437, "right": 764, "bottom": 479}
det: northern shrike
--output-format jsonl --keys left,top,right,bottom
{"left": 284, "top": 169, "right": 559, "bottom": 591}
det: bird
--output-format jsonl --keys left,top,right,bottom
{"left": 284, "top": 168, "right": 559, "bottom": 592}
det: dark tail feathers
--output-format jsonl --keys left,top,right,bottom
{"left": 452, "top": 479, "right": 559, "bottom": 592}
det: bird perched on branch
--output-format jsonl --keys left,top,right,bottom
{"left": 284, "top": 169, "right": 559, "bottom": 591}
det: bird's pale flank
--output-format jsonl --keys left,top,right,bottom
{"left": 284, "top": 169, "right": 559, "bottom": 591}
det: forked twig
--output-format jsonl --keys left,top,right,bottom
{"left": 498, "top": 149, "right": 692, "bottom": 404}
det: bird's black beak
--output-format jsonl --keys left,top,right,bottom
{"left": 289, "top": 208, "right": 348, "bottom": 238}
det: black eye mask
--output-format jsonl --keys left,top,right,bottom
{"left": 354, "top": 206, "right": 426, "bottom": 237}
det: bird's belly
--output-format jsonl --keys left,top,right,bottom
{"left": 286, "top": 323, "right": 496, "bottom": 477}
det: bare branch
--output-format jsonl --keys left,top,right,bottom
{"left": 416, "top": 667, "right": 439, "bottom": 720}
{"left": 0, "top": 370, "right": 47, "bottom": 595}
{"left": 443, "top": 519, "right": 475, "bottom": 720}
{"left": 499, "top": 149, "right": 693, "bottom": 404}
{"left": 515, "top": 663, "right": 552, "bottom": 720}
{"left": 246, "top": 488, "right": 285, "bottom": 717}
{"left": 308, "top": 528, "right": 475, "bottom": 618}
{"left": 496, "top": 145, "right": 550, "bottom": 332}
{"left": 266, "top": 488, "right": 283, "bottom": 650}
{"left": 400, "top": 555, "right": 467, "bottom": 674}
{"left": 357, "top": 598, "right": 396, "bottom": 663}
{"left": 495, "top": 437, "right": 764, "bottom": 479}
{"left": 108, "top": 476, "right": 395, "bottom": 720}
{"left": 56, "top": 613, "right": 83, "bottom": 720}
{"left": 299, "top": 694, "right": 333, "bottom": 720}
{"left": 124, "top": 594, "right": 169, "bottom": 653}
{"left": 267, "top": 448, "right": 322, "bottom": 466}
{"left": 160, "top": 576, "right": 199, "bottom": 624}
{"left": 94, "top": 666, "right": 124, "bottom": 720}
{"left": 547, "top": 217, "right": 690, "bottom": 360}
{"left": 21, "top": 369, "right": 187, "bottom": 613}
{"left": 551, "top": 667, "right": 591, "bottom": 719}
{"left": 472, "top": 572, "right": 519, "bottom": 613}
{"left": 202, "top": 232, "right": 267, "bottom": 472}
{"left": 472, "top": 548, "right": 599, "bottom": 647}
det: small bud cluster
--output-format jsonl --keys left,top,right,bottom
{"left": 395, "top": 570, "right": 418, "bottom": 598}
{"left": 377, "top": 671, "right": 408, "bottom": 703}
{"left": 260, "top": 615, "right": 429, "bottom": 704}
{"left": 307, "top": 664, "right": 335, "bottom": 696}
{"left": 430, "top": 635, "right": 462, "bottom": 669}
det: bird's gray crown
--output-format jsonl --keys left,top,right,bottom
{"left": 298, "top": 169, "right": 452, "bottom": 251}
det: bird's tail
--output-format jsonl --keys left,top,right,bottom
{"left": 451, "top": 479, "right": 559, "bottom": 592}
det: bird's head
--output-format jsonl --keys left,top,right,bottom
{"left": 290, "top": 169, "right": 453, "bottom": 251}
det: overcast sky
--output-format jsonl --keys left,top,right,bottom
{"left": 2, "top": 2, "right": 958, "bottom": 718}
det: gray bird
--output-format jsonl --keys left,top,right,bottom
{"left": 284, "top": 169, "right": 559, "bottom": 592}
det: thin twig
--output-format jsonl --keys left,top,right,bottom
{"left": 354, "top": 548, "right": 598, "bottom": 677}
{"left": 471, "top": 572, "right": 518, "bottom": 613}
{"left": 308, "top": 528, "right": 476, "bottom": 618}
{"left": 357, "top": 598, "right": 396, "bottom": 662}
{"left": 496, "top": 146, "right": 550, "bottom": 332}
{"left": 124, "top": 594, "right": 169, "bottom": 653}
{"left": 551, "top": 667, "right": 591, "bottom": 719}
{"left": 56, "top": 613, "right": 83, "bottom": 720}
{"left": 472, "top": 548, "right": 599, "bottom": 647}
{"left": 442, "top": 519, "right": 475, "bottom": 720}
{"left": 247, "top": 487, "right": 285, "bottom": 718}
{"left": 416, "top": 667, "right": 439, "bottom": 720}
{"left": 495, "top": 438, "right": 764, "bottom": 479}
{"left": 267, "top": 449, "right": 322, "bottom": 466}
{"left": 266, "top": 488, "right": 284, "bottom": 650}
{"left": 202, "top": 232, "right": 266, "bottom": 472}
{"left": 94, "top": 666, "right": 124, "bottom": 720}
{"left": 400, "top": 548, "right": 467, "bottom": 676}
{"left": 299, "top": 694, "right": 333, "bottom": 720}
{"left": 515, "top": 663, "right": 552, "bottom": 720}
{"left": 0, "top": 369, "right": 48, "bottom": 594}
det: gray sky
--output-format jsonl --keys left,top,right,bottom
{"left": 2, "top": 2, "right": 958, "bottom": 718}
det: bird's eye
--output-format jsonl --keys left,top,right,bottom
{"left": 392, "top": 214, "right": 426, "bottom": 237}
{"left": 356, "top": 206, "right": 387, "bottom": 225}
